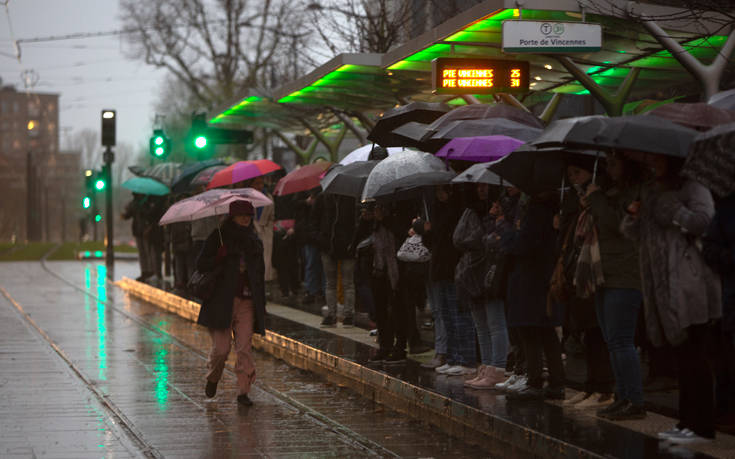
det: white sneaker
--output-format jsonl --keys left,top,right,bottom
{"left": 435, "top": 363, "right": 452, "bottom": 374}
{"left": 507, "top": 375, "right": 528, "bottom": 392}
{"left": 657, "top": 427, "right": 682, "bottom": 439}
{"left": 444, "top": 365, "right": 476, "bottom": 376}
{"left": 664, "top": 428, "right": 712, "bottom": 444}
{"left": 495, "top": 374, "right": 519, "bottom": 390}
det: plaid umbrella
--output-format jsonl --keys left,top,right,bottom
{"left": 142, "top": 162, "right": 182, "bottom": 186}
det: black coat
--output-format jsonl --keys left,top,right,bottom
{"left": 195, "top": 219, "right": 266, "bottom": 334}
{"left": 313, "top": 193, "right": 358, "bottom": 260}
{"left": 502, "top": 198, "right": 562, "bottom": 328}
{"left": 703, "top": 193, "right": 735, "bottom": 332}
{"left": 424, "top": 198, "right": 462, "bottom": 283}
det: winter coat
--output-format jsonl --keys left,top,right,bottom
{"left": 423, "top": 198, "right": 461, "bottom": 283}
{"left": 122, "top": 197, "right": 147, "bottom": 238}
{"left": 702, "top": 193, "right": 735, "bottom": 332}
{"left": 293, "top": 199, "right": 320, "bottom": 246}
{"left": 587, "top": 185, "right": 641, "bottom": 290}
{"left": 313, "top": 193, "right": 358, "bottom": 260}
{"left": 195, "top": 219, "right": 266, "bottom": 334}
{"left": 170, "top": 222, "right": 192, "bottom": 253}
{"left": 502, "top": 197, "right": 562, "bottom": 328}
{"left": 621, "top": 179, "right": 721, "bottom": 347}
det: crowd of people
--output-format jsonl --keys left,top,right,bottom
{"left": 125, "top": 140, "right": 733, "bottom": 441}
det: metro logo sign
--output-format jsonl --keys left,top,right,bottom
{"left": 432, "top": 58, "right": 529, "bottom": 95}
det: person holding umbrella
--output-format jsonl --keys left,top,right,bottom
{"left": 196, "top": 199, "right": 266, "bottom": 407}
{"left": 621, "top": 152, "right": 721, "bottom": 443}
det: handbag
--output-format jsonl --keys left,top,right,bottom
{"left": 187, "top": 266, "right": 222, "bottom": 301}
{"left": 396, "top": 234, "right": 431, "bottom": 263}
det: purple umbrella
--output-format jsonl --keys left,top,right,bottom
{"left": 435, "top": 135, "right": 525, "bottom": 163}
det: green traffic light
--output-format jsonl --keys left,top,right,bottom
{"left": 154, "top": 146, "right": 164, "bottom": 156}
{"left": 154, "top": 136, "right": 164, "bottom": 146}
{"left": 95, "top": 214, "right": 102, "bottom": 222}
{"left": 95, "top": 179, "right": 105, "bottom": 191}
{"left": 194, "top": 135, "right": 207, "bottom": 149}
{"left": 82, "top": 196, "right": 91, "bottom": 209}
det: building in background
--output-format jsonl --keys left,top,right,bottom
{"left": 0, "top": 84, "right": 80, "bottom": 242}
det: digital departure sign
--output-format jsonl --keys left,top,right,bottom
{"left": 432, "top": 58, "right": 530, "bottom": 95}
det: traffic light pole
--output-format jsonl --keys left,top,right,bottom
{"left": 103, "top": 147, "right": 114, "bottom": 276}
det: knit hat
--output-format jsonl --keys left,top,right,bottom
{"left": 229, "top": 199, "right": 254, "bottom": 216}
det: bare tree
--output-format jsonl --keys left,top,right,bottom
{"left": 119, "top": 0, "right": 306, "bottom": 110}
{"left": 71, "top": 128, "right": 102, "bottom": 170}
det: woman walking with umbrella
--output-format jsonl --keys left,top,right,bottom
{"left": 196, "top": 200, "right": 266, "bottom": 407}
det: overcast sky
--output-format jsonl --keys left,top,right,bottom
{"left": 0, "top": 0, "right": 168, "bottom": 151}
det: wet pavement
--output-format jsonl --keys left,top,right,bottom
{"left": 0, "top": 260, "right": 485, "bottom": 458}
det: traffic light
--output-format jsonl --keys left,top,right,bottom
{"left": 101, "top": 110, "right": 116, "bottom": 147}
{"left": 93, "top": 174, "right": 106, "bottom": 191}
{"left": 149, "top": 129, "right": 171, "bottom": 159}
{"left": 186, "top": 113, "right": 252, "bottom": 158}
{"left": 82, "top": 196, "right": 91, "bottom": 209}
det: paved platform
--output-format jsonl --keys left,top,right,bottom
{"left": 0, "top": 260, "right": 486, "bottom": 458}
{"left": 117, "top": 273, "right": 735, "bottom": 459}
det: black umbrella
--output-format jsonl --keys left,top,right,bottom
{"left": 593, "top": 115, "right": 698, "bottom": 157}
{"left": 681, "top": 122, "right": 735, "bottom": 197}
{"left": 367, "top": 102, "right": 450, "bottom": 147}
{"left": 428, "top": 104, "right": 545, "bottom": 132}
{"left": 489, "top": 145, "right": 578, "bottom": 196}
{"left": 709, "top": 88, "right": 735, "bottom": 111}
{"left": 531, "top": 115, "right": 609, "bottom": 149}
{"left": 452, "top": 162, "right": 515, "bottom": 187}
{"left": 171, "top": 159, "right": 225, "bottom": 193}
{"left": 423, "top": 118, "right": 543, "bottom": 153}
{"left": 371, "top": 170, "right": 456, "bottom": 201}
{"left": 319, "top": 160, "right": 379, "bottom": 198}
{"left": 390, "top": 122, "right": 434, "bottom": 150}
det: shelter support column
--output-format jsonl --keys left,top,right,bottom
{"left": 540, "top": 93, "right": 563, "bottom": 124}
{"left": 631, "top": 12, "right": 735, "bottom": 101}
{"left": 300, "top": 119, "right": 348, "bottom": 163}
{"left": 330, "top": 109, "right": 367, "bottom": 145}
{"left": 555, "top": 56, "right": 641, "bottom": 116}
{"left": 272, "top": 131, "right": 319, "bottom": 164}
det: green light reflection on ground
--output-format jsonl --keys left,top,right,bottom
{"left": 152, "top": 330, "right": 170, "bottom": 411}
{"left": 96, "top": 264, "right": 107, "bottom": 381}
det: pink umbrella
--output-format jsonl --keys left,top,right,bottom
{"left": 159, "top": 188, "right": 272, "bottom": 225}
{"left": 273, "top": 162, "right": 332, "bottom": 196}
{"left": 206, "top": 160, "right": 282, "bottom": 190}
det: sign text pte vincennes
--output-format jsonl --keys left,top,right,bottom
{"left": 432, "top": 58, "right": 530, "bottom": 95}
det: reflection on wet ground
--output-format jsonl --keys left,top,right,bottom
{"left": 0, "top": 261, "right": 486, "bottom": 458}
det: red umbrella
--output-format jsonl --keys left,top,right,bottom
{"left": 206, "top": 159, "right": 282, "bottom": 190}
{"left": 273, "top": 162, "right": 332, "bottom": 196}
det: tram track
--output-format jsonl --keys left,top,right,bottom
{"left": 18, "top": 246, "right": 398, "bottom": 457}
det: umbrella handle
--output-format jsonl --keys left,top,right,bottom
{"left": 217, "top": 225, "right": 224, "bottom": 246}
{"left": 422, "top": 196, "right": 430, "bottom": 221}
{"left": 592, "top": 152, "right": 600, "bottom": 185}
{"left": 559, "top": 173, "right": 566, "bottom": 217}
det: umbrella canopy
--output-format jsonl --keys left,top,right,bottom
{"left": 320, "top": 160, "right": 379, "bottom": 198}
{"left": 273, "top": 162, "right": 332, "bottom": 196}
{"left": 593, "top": 115, "right": 698, "bottom": 157}
{"left": 427, "top": 104, "right": 545, "bottom": 132}
{"left": 452, "top": 162, "right": 515, "bottom": 187}
{"left": 189, "top": 165, "right": 227, "bottom": 189}
{"left": 681, "top": 122, "right": 735, "bottom": 198}
{"left": 372, "top": 170, "right": 456, "bottom": 201}
{"left": 142, "top": 162, "right": 182, "bottom": 186}
{"left": 207, "top": 159, "right": 282, "bottom": 189}
{"left": 646, "top": 102, "right": 735, "bottom": 130}
{"left": 362, "top": 150, "right": 448, "bottom": 202}
{"left": 531, "top": 115, "right": 609, "bottom": 149}
{"left": 171, "top": 159, "right": 225, "bottom": 193}
{"left": 435, "top": 135, "right": 524, "bottom": 163}
{"left": 339, "top": 144, "right": 406, "bottom": 165}
{"left": 390, "top": 122, "right": 433, "bottom": 149}
{"left": 159, "top": 188, "right": 273, "bottom": 225}
{"left": 709, "top": 88, "right": 735, "bottom": 110}
{"left": 488, "top": 147, "right": 571, "bottom": 196}
{"left": 367, "top": 101, "right": 450, "bottom": 147}
{"left": 121, "top": 176, "right": 171, "bottom": 196}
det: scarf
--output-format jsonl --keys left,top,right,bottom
{"left": 573, "top": 207, "right": 605, "bottom": 298}
{"left": 373, "top": 224, "right": 399, "bottom": 290}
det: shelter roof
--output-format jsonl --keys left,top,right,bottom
{"left": 211, "top": 0, "right": 732, "bottom": 128}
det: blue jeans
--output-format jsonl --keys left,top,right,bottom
{"left": 470, "top": 299, "right": 509, "bottom": 368}
{"left": 322, "top": 255, "right": 355, "bottom": 318}
{"left": 595, "top": 288, "right": 644, "bottom": 405}
{"left": 431, "top": 280, "right": 476, "bottom": 366}
{"left": 303, "top": 244, "right": 324, "bottom": 296}
{"left": 428, "top": 281, "right": 449, "bottom": 355}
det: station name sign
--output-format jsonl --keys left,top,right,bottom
{"left": 502, "top": 21, "right": 602, "bottom": 53}
{"left": 432, "top": 58, "right": 529, "bottom": 95}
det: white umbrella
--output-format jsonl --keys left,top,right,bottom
{"left": 338, "top": 144, "right": 408, "bottom": 165}
{"left": 361, "top": 150, "right": 448, "bottom": 202}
